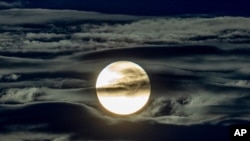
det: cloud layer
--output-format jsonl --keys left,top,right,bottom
{"left": 0, "top": 9, "right": 250, "bottom": 55}
{"left": 0, "top": 9, "right": 250, "bottom": 140}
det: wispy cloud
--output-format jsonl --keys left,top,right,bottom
{"left": 1, "top": 9, "right": 250, "bottom": 54}
{"left": 0, "top": 9, "right": 139, "bottom": 25}
{"left": 2, "top": 73, "right": 21, "bottom": 81}
{"left": 0, "top": 87, "right": 43, "bottom": 104}
{"left": 0, "top": 87, "right": 95, "bottom": 104}
{"left": 74, "top": 17, "right": 250, "bottom": 46}
{"left": 134, "top": 89, "right": 249, "bottom": 125}
{"left": 0, "top": 1, "right": 24, "bottom": 8}
{"left": 26, "top": 33, "right": 66, "bottom": 40}
{"left": 0, "top": 132, "right": 71, "bottom": 141}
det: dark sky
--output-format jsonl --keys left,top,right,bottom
{"left": 1, "top": 0, "right": 250, "bottom": 16}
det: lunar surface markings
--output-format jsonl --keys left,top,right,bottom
{"left": 96, "top": 61, "right": 151, "bottom": 115}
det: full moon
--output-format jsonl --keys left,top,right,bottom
{"left": 96, "top": 61, "right": 151, "bottom": 115}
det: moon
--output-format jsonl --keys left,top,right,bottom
{"left": 96, "top": 61, "right": 151, "bottom": 115}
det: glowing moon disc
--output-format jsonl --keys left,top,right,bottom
{"left": 96, "top": 61, "right": 151, "bottom": 115}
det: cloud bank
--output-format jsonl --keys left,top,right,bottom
{"left": 0, "top": 9, "right": 250, "bottom": 54}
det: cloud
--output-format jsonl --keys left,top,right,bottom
{"left": 1, "top": 9, "right": 250, "bottom": 54}
{"left": 0, "top": 101, "right": 241, "bottom": 141}
{"left": 2, "top": 79, "right": 248, "bottom": 126}
{"left": 0, "top": 87, "right": 43, "bottom": 104}
{"left": 0, "top": 132, "right": 71, "bottom": 141}
{"left": 23, "top": 40, "right": 81, "bottom": 50}
{"left": 0, "top": 87, "right": 95, "bottom": 104}
{"left": 26, "top": 33, "right": 66, "bottom": 40}
{"left": 0, "top": 1, "right": 23, "bottom": 8}
{"left": 73, "top": 17, "right": 250, "bottom": 46}
{"left": 3, "top": 73, "right": 21, "bottom": 81}
{"left": 0, "top": 100, "right": 205, "bottom": 141}
{"left": 136, "top": 90, "right": 249, "bottom": 125}
{"left": 224, "top": 80, "right": 250, "bottom": 87}
{"left": 0, "top": 9, "right": 139, "bottom": 25}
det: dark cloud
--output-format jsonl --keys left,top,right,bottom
{"left": 0, "top": 102, "right": 241, "bottom": 141}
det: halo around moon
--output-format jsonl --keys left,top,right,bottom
{"left": 96, "top": 61, "right": 151, "bottom": 115}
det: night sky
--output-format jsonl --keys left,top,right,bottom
{"left": 0, "top": 0, "right": 250, "bottom": 141}
{"left": 24, "top": 0, "right": 250, "bottom": 16}
{"left": 1, "top": 0, "right": 250, "bottom": 16}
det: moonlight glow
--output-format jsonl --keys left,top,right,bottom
{"left": 96, "top": 61, "right": 151, "bottom": 115}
